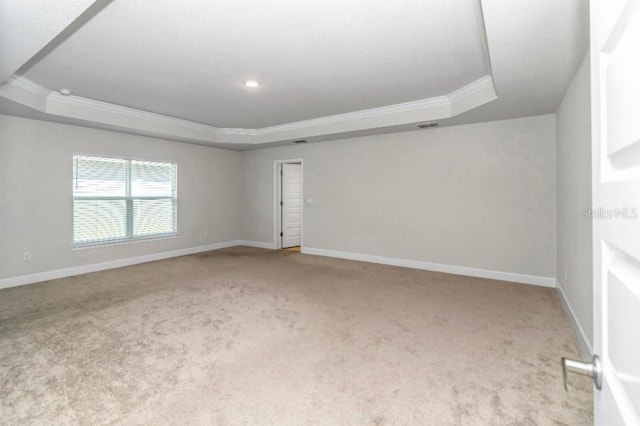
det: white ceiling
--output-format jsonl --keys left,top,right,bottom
{"left": 21, "top": 0, "right": 490, "bottom": 128}
{"left": 0, "top": 0, "right": 588, "bottom": 149}
{"left": 0, "top": 0, "right": 97, "bottom": 82}
{"left": 447, "top": 0, "right": 589, "bottom": 126}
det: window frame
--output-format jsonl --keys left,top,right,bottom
{"left": 72, "top": 154, "right": 178, "bottom": 249}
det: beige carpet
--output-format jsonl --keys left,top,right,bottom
{"left": 0, "top": 247, "right": 592, "bottom": 425}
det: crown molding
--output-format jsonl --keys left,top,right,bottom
{"left": 0, "top": 76, "right": 51, "bottom": 111}
{"left": 7, "top": 76, "right": 51, "bottom": 98}
{"left": 448, "top": 75, "right": 494, "bottom": 103}
{"left": 255, "top": 95, "right": 451, "bottom": 136}
{"left": 1, "top": 74, "right": 496, "bottom": 147}
{"left": 46, "top": 90, "right": 223, "bottom": 143}
{"left": 448, "top": 75, "right": 497, "bottom": 115}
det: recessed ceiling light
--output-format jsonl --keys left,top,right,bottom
{"left": 245, "top": 80, "right": 259, "bottom": 88}
{"left": 59, "top": 88, "right": 72, "bottom": 96}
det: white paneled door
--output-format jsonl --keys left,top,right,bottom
{"left": 591, "top": 0, "right": 640, "bottom": 424}
{"left": 281, "top": 163, "right": 302, "bottom": 248}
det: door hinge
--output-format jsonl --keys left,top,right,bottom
{"left": 280, "top": 232, "right": 283, "bottom": 237}
{"left": 280, "top": 201, "right": 283, "bottom": 206}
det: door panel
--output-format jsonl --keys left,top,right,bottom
{"left": 603, "top": 5, "right": 640, "bottom": 162}
{"left": 282, "top": 163, "right": 302, "bottom": 248}
{"left": 606, "top": 247, "right": 640, "bottom": 403}
{"left": 592, "top": 0, "right": 640, "bottom": 423}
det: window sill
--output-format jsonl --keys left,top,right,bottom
{"left": 72, "top": 233, "right": 178, "bottom": 251}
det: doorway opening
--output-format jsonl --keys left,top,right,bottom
{"left": 274, "top": 159, "right": 303, "bottom": 250}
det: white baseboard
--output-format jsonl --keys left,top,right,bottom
{"left": 0, "top": 240, "right": 241, "bottom": 290}
{"left": 301, "top": 247, "right": 557, "bottom": 288}
{"left": 237, "top": 240, "right": 277, "bottom": 250}
{"left": 0, "top": 241, "right": 554, "bottom": 292}
{"left": 556, "top": 283, "right": 593, "bottom": 359}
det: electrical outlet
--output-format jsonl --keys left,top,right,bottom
{"left": 23, "top": 252, "right": 31, "bottom": 262}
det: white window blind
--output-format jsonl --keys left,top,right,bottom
{"left": 73, "top": 155, "right": 177, "bottom": 246}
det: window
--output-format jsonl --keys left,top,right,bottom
{"left": 73, "top": 155, "right": 177, "bottom": 247}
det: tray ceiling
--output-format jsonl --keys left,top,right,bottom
{"left": 0, "top": 0, "right": 587, "bottom": 149}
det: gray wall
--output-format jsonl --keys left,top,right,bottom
{"left": 556, "top": 53, "right": 593, "bottom": 349}
{"left": 0, "top": 114, "right": 243, "bottom": 280}
{"left": 1, "top": 112, "right": 561, "bottom": 283}
{"left": 242, "top": 115, "right": 557, "bottom": 278}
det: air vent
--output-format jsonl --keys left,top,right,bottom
{"left": 292, "top": 139, "right": 308, "bottom": 144}
{"left": 417, "top": 122, "right": 439, "bottom": 129}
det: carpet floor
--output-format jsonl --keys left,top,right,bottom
{"left": 0, "top": 247, "right": 592, "bottom": 425}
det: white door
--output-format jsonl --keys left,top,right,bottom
{"left": 281, "top": 163, "right": 302, "bottom": 248}
{"left": 591, "top": 0, "right": 640, "bottom": 423}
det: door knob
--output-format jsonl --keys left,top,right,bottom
{"left": 561, "top": 355, "right": 602, "bottom": 391}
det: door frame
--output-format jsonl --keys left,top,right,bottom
{"left": 273, "top": 159, "right": 304, "bottom": 249}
